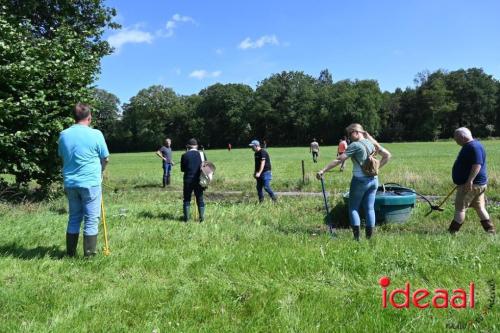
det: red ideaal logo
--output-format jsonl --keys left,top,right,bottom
{"left": 379, "top": 276, "right": 475, "bottom": 309}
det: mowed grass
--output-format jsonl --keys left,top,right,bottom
{"left": 0, "top": 141, "right": 499, "bottom": 332}
{"left": 107, "top": 140, "right": 500, "bottom": 200}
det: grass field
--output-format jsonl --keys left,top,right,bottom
{"left": 0, "top": 141, "right": 499, "bottom": 332}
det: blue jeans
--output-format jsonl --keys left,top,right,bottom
{"left": 163, "top": 162, "right": 172, "bottom": 185}
{"left": 256, "top": 171, "right": 276, "bottom": 201}
{"left": 348, "top": 176, "right": 378, "bottom": 227}
{"left": 65, "top": 186, "right": 101, "bottom": 236}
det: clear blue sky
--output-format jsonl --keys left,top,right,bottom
{"left": 96, "top": 0, "right": 500, "bottom": 104}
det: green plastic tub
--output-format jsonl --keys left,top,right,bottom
{"left": 343, "top": 185, "right": 417, "bottom": 224}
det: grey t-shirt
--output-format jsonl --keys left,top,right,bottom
{"left": 159, "top": 146, "right": 172, "bottom": 163}
{"left": 344, "top": 139, "right": 376, "bottom": 177}
{"left": 310, "top": 141, "right": 319, "bottom": 152}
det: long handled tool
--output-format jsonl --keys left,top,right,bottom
{"left": 320, "top": 177, "right": 336, "bottom": 236}
{"left": 384, "top": 182, "right": 457, "bottom": 217}
{"left": 424, "top": 186, "right": 457, "bottom": 216}
{"left": 101, "top": 194, "right": 111, "bottom": 256}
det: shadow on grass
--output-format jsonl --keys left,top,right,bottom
{"left": 274, "top": 223, "right": 328, "bottom": 236}
{"left": 137, "top": 210, "right": 183, "bottom": 221}
{"left": 0, "top": 182, "right": 63, "bottom": 204}
{"left": 0, "top": 243, "right": 65, "bottom": 260}
{"left": 49, "top": 206, "right": 67, "bottom": 215}
{"left": 133, "top": 183, "right": 162, "bottom": 189}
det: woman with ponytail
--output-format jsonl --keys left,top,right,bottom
{"left": 317, "top": 124, "right": 391, "bottom": 240}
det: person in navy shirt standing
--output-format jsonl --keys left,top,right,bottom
{"left": 180, "top": 138, "right": 206, "bottom": 222}
{"left": 449, "top": 127, "right": 495, "bottom": 234}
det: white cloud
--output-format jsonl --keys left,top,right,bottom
{"left": 189, "top": 70, "right": 222, "bottom": 80}
{"left": 238, "top": 35, "right": 279, "bottom": 50}
{"left": 108, "top": 28, "right": 153, "bottom": 53}
{"left": 162, "top": 13, "right": 196, "bottom": 37}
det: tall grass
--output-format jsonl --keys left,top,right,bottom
{"left": 0, "top": 141, "right": 498, "bottom": 332}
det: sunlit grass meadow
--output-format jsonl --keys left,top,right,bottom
{"left": 0, "top": 141, "right": 499, "bottom": 332}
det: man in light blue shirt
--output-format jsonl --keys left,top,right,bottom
{"left": 58, "top": 103, "right": 109, "bottom": 257}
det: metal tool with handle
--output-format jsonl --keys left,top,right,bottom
{"left": 320, "top": 176, "right": 336, "bottom": 237}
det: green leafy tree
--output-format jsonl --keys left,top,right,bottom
{"left": 417, "top": 71, "right": 457, "bottom": 140}
{"left": 379, "top": 89, "right": 404, "bottom": 141}
{"left": 0, "top": 1, "right": 117, "bottom": 188}
{"left": 121, "top": 85, "right": 185, "bottom": 150}
{"left": 444, "top": 68, "right": 498, "bottom": 137}
{"left": 496, "top": 82, "right": 500, "bottom": 136}
{"left": 317, "top": 69, "right": 333, "bottom": 86}
{"left": 196, "top": 83, "right": 254, "bottom": 147}
{"left": 92, "top": 88, "right": 120, "bottom": 136}
{"left": 255, "top": 71, "right": 318, "bottom": 145}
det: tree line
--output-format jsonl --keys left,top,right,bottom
{"left": 95, "top": 68, "right": 500, "bottom": 152}
{"left": 1, "top": 0, "right": 500, "bottom": 190}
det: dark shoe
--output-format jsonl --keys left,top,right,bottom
{"left": 448, "top": 220, "right": 462, "bottom": 234}
{"left": 480, "top": 220, "right": 496, "bottom": 234}
{"left": 352, "top": 226, "right": 360, "bottom": 241}
{"left": 66, "top": 233, "right": 79, "bottom": 257}
{"left": 83, "top": 235, "right": 97, "bottom": 257}
{"left": 366, "top": 226, "right": 374, "bottom": 239}
{"left": 183, "top": 203, "right": 190, "bottom": 222}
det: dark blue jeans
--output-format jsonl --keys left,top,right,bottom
{"left": 256, "top": 171, "right": 276, "bottom": 202}
{"left": 162, "top": 162, "right": 172, "bottom": 186}
{"left": 312, "top": 151, "right": 318, "bottom": 163}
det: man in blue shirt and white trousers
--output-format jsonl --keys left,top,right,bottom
{"left": 449, "top": 127, "right": 495, "bottom": 235}
{"left": 58, "top": 103, "right": 110, "bottom": 257}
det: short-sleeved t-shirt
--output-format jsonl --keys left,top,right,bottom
{"left": 338, "top": 140, "right": 348, "bottom": 154}
{"left": 344, "top": 139, "right": 376, "bottom": 177}
{"left": 452, "top": 140, "right": 487, "bottom": 185}
{"left": 58, "top": 124, "right": 109, "bottom": 188}
{"left": 310, "top": 142, "right": 319, "bottom": 152}
{"left": 159, "top": 146, "right": 172, "bottom": 163}
{"left": 254, "top": 149, "right": 272, "bottom": 173}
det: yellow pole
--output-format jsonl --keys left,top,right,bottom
{"left": 101, "top": 194, "right": 111, "bottom": 256}
{"left": 437, "top": 186, "right": 458, "bottom": 209}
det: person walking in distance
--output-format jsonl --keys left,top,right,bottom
{"left": 249, "top": 140, "right": 277, "bottom": 203}
{"left": 337, "top": 137, "right": 348, "bottom": 171}
{"left": 310, "top": 138, "right": 320, "bottom": 163}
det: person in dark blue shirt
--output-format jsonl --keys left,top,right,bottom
{"left": 449, "top": 127, "right": 495, "bottom": 234}
{"left": 180, "top": 138, "right": 206, "bottom": 222}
